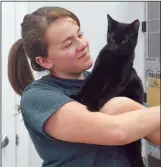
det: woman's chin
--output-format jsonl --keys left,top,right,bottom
{"left": 83, "top": 58, "right": 93, "bottom": 71}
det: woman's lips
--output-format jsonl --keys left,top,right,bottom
{"left": 78, "top": 51, "right": 88, "bottom": 60}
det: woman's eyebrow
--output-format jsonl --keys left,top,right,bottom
{"left": 61, "top": 27, "right": 80, "bottom": 44}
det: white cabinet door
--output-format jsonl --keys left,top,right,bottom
{"left": 14, "top": 3, "right": 30, "bottom": 167}
{"left": 14, "top": 2, "right": 43, "bottom": 167}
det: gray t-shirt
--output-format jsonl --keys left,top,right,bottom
{"left": 21, "top": 71, "right": 131, "bottom": 167}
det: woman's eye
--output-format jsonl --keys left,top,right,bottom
{"left": 78, "top": 32, "right": 83, "bottom": 38}
{"left": 65, "top": 42, "right": 72, "bottom": 48}
{"left": 63, "top": 32, "right": 84, "bottom": 48}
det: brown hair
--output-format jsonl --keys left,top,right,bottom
{"left": 8, "top": 7, "right": 80, "bottom": 96}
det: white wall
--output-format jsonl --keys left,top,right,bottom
{"left": 11, "top": 2, "right": 146, "bottom": 167}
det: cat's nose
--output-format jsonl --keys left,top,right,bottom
{"left": 110, "top": 44, "right": 118, "bottom": 51}
{"left": 114, "top": 45, "right": 118, "bottom": 50}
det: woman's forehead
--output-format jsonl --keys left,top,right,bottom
{"left": 45, "top": 17, "right": 79, "bottom": 45}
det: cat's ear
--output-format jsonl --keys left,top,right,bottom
{"left": 131, "top": 19, "right": 140, "bottom": 31}
{"left": 107, "top": 14, "right": 116, "bottom": 31}
{"left": 107, "top": 14, "right": 113, "bottom": 22}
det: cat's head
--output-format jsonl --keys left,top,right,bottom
{"left": 106, "top": 14, "right": 140, "bottom": 55}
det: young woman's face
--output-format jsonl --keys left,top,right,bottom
{"left": 45, "top": 17, "right": 93, "bottom": 74}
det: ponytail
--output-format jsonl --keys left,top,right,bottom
{"left": 8, "top": 39, "right": 34, "bottom": 96}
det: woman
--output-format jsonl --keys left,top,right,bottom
{"left": 8, "top": 7, "right": 160, "bottom": 167}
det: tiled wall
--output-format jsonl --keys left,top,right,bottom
{"left": 144, "top": 3, "right": 160, "bottom": 167}
{"left": 145, "top": 2, "right": 160, "bottom": 90}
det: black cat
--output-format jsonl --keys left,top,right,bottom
{"left": 71, "top": 15, "right": 145, "bottom": 167}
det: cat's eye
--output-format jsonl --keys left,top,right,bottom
{"left": 121, "top": 36, "right": 129, "bottom": 44}
{"left": 130, "top": 33, "right": 135, "bottom": 36}
{"left": 110, "top": 37, "right": 115, "bottom": 42}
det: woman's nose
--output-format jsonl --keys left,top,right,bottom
{"left": 76, "top": 40, "right": 88, "bottom": 52}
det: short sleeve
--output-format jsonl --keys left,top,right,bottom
{"left": 21, "top": 86, "right": 75, "bottom": 138}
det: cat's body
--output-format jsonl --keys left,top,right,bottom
{"left": 71, "top": 15, "right": 145, "bottom": 167}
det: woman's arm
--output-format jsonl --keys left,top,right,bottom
{"left": 144, "top": 130, "right": 160, "bottom": 146}
{"left": 43, "top": 100, "right": 160, "bottom": 146}
{"left": 100, "top": 97, "right": 160, "bottom": 146}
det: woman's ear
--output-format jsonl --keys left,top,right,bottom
{"left": 35, "top": 56, "right": 53, "bottom": 70}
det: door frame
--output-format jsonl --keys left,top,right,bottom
{"left": 1, "top": 2, "right": 17, "bottom": 167}
{"left": 0, "top": 2, "right": 2, "bottom": 166}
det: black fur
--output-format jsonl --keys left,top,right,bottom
{"left": 71, "top": 14, "right": 145, "bottom": 167}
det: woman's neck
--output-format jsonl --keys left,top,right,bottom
{"left": 51, "top": 70, "right": 84, "bottom": 80}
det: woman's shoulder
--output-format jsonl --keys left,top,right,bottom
{"left": 21, "top": 77, "right": 62, "bottom": 102}
{"left": 20, "top": 77, "right": 73, "bottom": 113}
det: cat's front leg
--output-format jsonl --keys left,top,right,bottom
{"left": 122, "top": 70, "right": 145, "bottom": 167}
{"left": 124, "top": 69, "right": 144, "bottom": 104}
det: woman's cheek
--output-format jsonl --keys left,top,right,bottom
{"left": 67, "top": 49, "right": 76, "bottom": 59}
{"left": 63, "top": 49, "right": 76, "bottom": 63}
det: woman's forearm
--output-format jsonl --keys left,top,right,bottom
{"left": 114, "top": 106, "right": 160, "bottom": 144}
{"left": 144, "top": 129, "right": 160, "bottom": 146}
{"left": 100, "top": 97, "right": 160, "bottom": 145}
